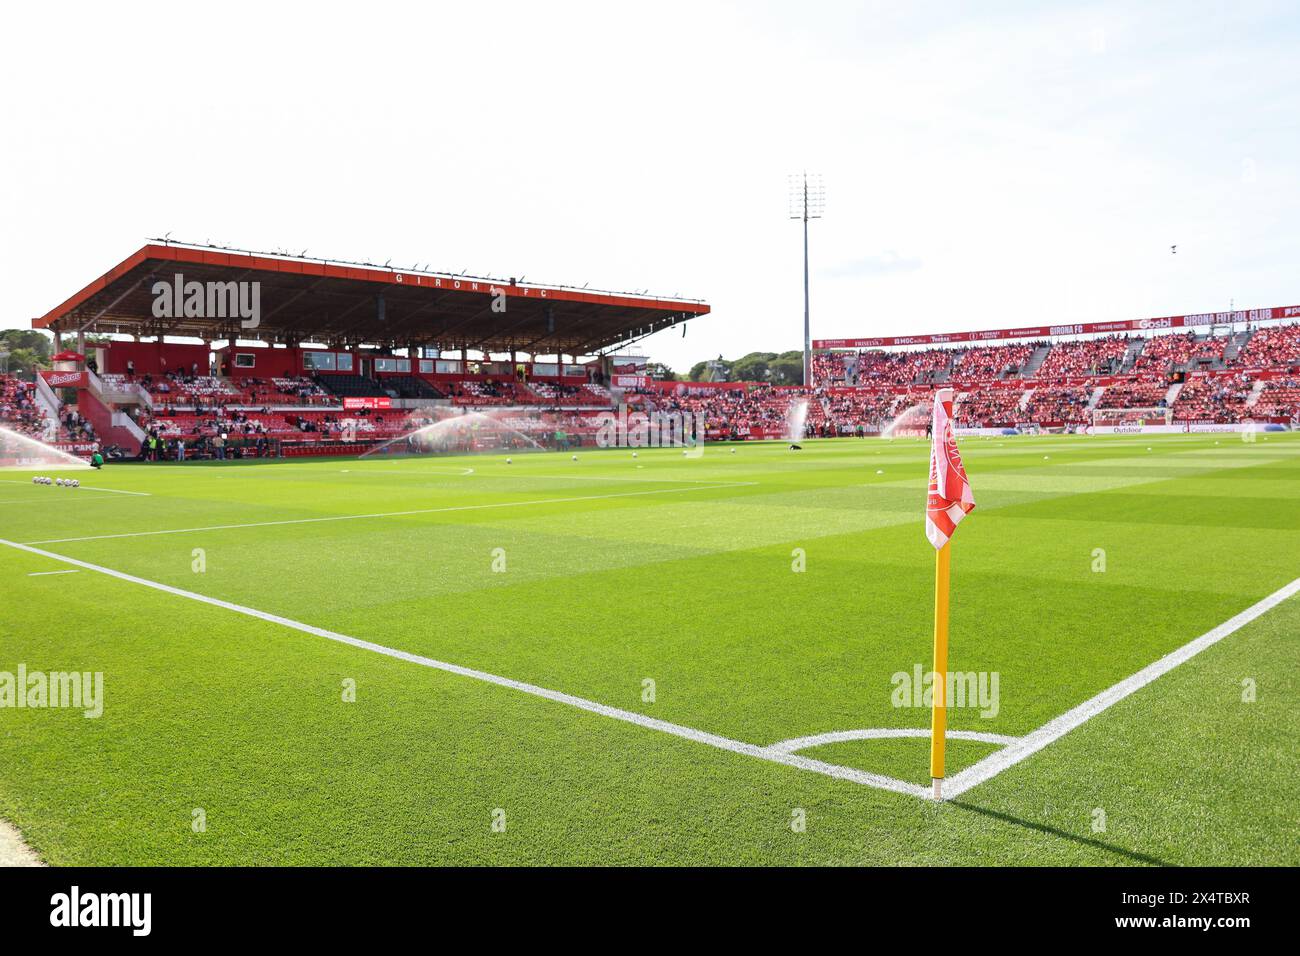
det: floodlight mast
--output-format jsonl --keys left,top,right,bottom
{"left": 789, "top": 173, "right": 825, "bottom": 385}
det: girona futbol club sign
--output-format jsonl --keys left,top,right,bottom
{"left": 813, "top": 304, "right": 1300, "bottom": 349}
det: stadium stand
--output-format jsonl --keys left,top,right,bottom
{"left": 1094, "top": 376, "right": 1170, "bottom": 410}
{"left": 0, "top": 376, "right": 52, "bottom": 439}
{"left": 1171, "top": 374, "right": 1255, "bottom": 422}
{"left": 953, "top": 386, "right": 1026, "bottom": 426}
{"left": 317, "top": 374, "right": 389, "bottom": 399}
{"left": 381, "top": 375, "right": 445, "bottom": 400}
{"left": 1237, "top": 324, "right": 1300, "bottom": 369}
{"left": 951, "top": 344, "right": 1035, "bottom": 381}
{"left": 1021, "top": 385, "right": 1093, "bottom": 425}
{"left": 1252, "top": 376, "right": 1300, "bottom": 420}
{"left": 1032, "top": 335, "right": 1130, "bottom": 378}
{"left": 853, "top": 348, "right": 954, "bottom": 387}
{"left": 1132, "top": 332, "right": 1230, "bottom": 374}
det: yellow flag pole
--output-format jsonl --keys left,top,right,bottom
{"left": 930, "top": 539, "right": 951, "bottom": 800}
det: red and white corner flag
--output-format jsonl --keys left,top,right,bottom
{"left": 925, "top": 387, "right": 975, "bottom": 550}
{"left": 926, "top": 387, "right": 975, "bottom": 799}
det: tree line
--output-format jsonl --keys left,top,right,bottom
{"left": 680, "top": 350, "right": 804, "bottom": 385}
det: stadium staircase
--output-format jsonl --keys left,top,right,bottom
{"left": 33, "top": 375, "right": 62, "bottom": 421}
{"left": 1020, "top": 344, "right": 1053, "bottom": 378}
{"left": 1224, "top": 330, "right": 1252, "bottom": 364}
{"left": 1245, "top": 379, "right": 1267, "bottom": 409}
{"left": 1164, "top": 382, "right": 1184, "bottom": 406}
{"left": 1120, "top": 338, "right": 1147, "bottom": 372}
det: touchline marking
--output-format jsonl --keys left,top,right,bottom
{"left": 22, "top": 482, "right": 754, "bottom": 546}
{"left": 3, "top": 539, "right": 1292, "bottom": 803}
{"left": 940, "top": 574, "right": 1300, "bottom": 800}
{"left": 0, "top": 536, "right": 927, "bottom": 799}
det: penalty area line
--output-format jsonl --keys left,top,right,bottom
{"left": 0, "top": 536, "right": 927, "bottom": 800}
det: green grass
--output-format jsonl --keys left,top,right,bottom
{"left": 0, "top": 432, "right": 1296, "bottom": 865}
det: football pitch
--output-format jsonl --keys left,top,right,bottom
{"left": 0, "top": 432, "right": 1296, "bottom": 866}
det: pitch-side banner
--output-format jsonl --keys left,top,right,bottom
{"left": 814, "top": 304, "right": 1300, "bottom": 349}
{"left": 40, "top": 369, "right": 89, "bottom": 389}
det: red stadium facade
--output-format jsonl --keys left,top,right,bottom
{"left": 814, "top": 303, "right": 1300, "bottom": 349}
{"left": 7, "top": 241, "right": 715, "bottom": 460}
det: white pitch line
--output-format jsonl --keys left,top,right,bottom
{"left": 27, "top": 569, "right": 80, "bottom": 576}
{"left": 0, "top": 479, "right": 149, "bottom": 497}
{"left": 0, "top": 536, "right": 927, "bottom": 800}
{"left": 941, "top": 574, "right": 1300, "bottom": 800}
{"left": 768, "top": 727, "right": 1021, "bottom": 754}
{"left": 22, "top": 482, "right": 753, "bottom": 546}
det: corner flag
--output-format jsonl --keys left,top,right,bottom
{"left": 926, "top": 388, "right": 974, "bottom": 800}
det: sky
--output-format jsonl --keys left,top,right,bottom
{"left": 2, "top": 0, "right": 1298, "bottom": 373}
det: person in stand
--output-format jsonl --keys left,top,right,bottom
{"left": 126, "top": 359, "right": 135, "bottom": 378}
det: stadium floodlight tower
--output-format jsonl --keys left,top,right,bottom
{"left": 789, "top": 172, "right": 825, "bottom": 386}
